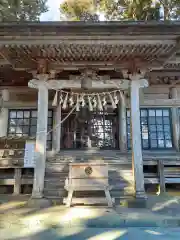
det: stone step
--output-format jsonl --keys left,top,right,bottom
{"left": 45, "top": 196, "right": 134, "bottom": 207}
{"left": 44, "top": 177, "right": 133, "bottom": 187}
{"left": 46, "top": 150, "right": 131, "bottom": 163}
{"left": 44, "top": 179, "right": 66, "bottom": 188}
{"left": 44, "top": 186, "right": 134, "bottom": 198}
{"left": 63, "top": 197, "right": 115, "bottom": 205}
{"left": 44, "top": 151, "right": 134, "bottom": 200}
{"left": 44, "top": 189, "right": 67, "bottom": 197}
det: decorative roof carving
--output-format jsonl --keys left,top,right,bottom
{"left": 69, "top": 69, "right": 110, "bottom": 89}
{"left": 164, "top": 63, "right": 180, "bottom": 69}
{"left": 0, "top": 43, "right": 174, "bottom": 70}
{"left": 150, "top": 76, "right": 180, "bottom": 85}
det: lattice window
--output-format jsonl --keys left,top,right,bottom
{"left": 127, "top": 108, "right": 173, "bottom": 149}
{"left": 8, "top": 109, "right": 53, "bottom": 150}
{"left": 90, "top": 110, "right": 116, "bottom": 148}
{"left": 61, "top": 107, "right": 118, "bottom": 149}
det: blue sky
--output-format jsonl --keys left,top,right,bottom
{"left": 40, "top": 0, "right": 60, "bottom": 21}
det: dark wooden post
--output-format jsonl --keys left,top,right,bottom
{"left": 158, "top": 160, "right": 166, "bottom": 194}
{"left": 14, "top": 168, "right": 22, "bottom": 195}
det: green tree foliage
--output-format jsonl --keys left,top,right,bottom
{"left": 59, "top": 0, "right": 180, "bottom": 21}
{"left": 100, "top": 0, "right": 180, "bottom": 20}
{"left": 158, "top": 0, "right": 180, "bottom": 20}
{"left": 60, "top": 0, "right": 99, "bottom": 21}
{"left": 99, "top": 0, "right": 161, "bottom": 20}
{"left": 0, "top": 0, "right": 48, "bottom": 21}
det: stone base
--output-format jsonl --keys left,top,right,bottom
{"left": 26, "top": 197, "right": 52, "bottom": 208}
{"left": 136, "top": 191, "right": 147, "bottom": 199}
{"left": 126, "top": 198, "right": 147, "bottom": 208}
{"left": 119, "top": 195, "right": 147, "bottom": 208}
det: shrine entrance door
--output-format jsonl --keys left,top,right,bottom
{"left": 61, "top": 107, "right": 118, "bottom": 149}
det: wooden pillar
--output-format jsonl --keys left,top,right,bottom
{"left": 14, "top": 168, "right": 22, "bottom": 195}
{"left": 54, "top": 103, "right": 61, "bottom": 153}
{"left": 118, "top": 95, "right": 127, "bottom": 152}
{"left": 158, "top": 160, "right": 166, "bottom": 194}
{"left": 171, "top": 88, "right": 179, "bottom": 151}
{"left": 130, "top": 76, "right": 148, "bottom": 199}
{"left": 0, "top": 90, "right": 9, "bottom": 137}
{"left": 29, "top": 78, "right": 49, "bottom": 199}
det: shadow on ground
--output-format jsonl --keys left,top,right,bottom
{"left": 1, "top": 194, "right": 180, "bottom": 239}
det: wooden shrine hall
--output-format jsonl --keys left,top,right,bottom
{"left": 1, "top": 21, "right": 180, "bottom": 204}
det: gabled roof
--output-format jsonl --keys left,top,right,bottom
{"left": 0, "top": 21, "right": 180, "bottom": 86}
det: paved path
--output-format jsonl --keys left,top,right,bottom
{"left": 1, "top": 227, "right": 180, "bottom": 240}
{"left": 1, "top": 194, "right": 180, "bottom": 239}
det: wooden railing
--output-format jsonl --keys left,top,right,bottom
{"left": 0, "top": 136, "right": 35, "bottom": 195}
{"left": 0, "top": 136, "right": 35, "bottom": 167}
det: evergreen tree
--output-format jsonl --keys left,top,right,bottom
{"left": 60, "top": 0, "right": 99, "bottom": 21}
{"left": 59, "top": 0, "right": 180, "bottom": 21}
{"left": 0, "top": 0, "right": 48, "bottom": 21}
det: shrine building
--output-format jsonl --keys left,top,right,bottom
{"left": 1, "top": 21, "right": 180, "bottom": 204}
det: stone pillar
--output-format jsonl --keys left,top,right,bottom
{"left": 28, "top": 77, "right": 49, "bottom": 199}
{"left": 0, "top": 90, "right": 9, "bottom": 137}
{"left": 118, "top": 94, "right": 127, "bottom": 152}
{"left": 130, "top": 75, "right": 148, "bottom": 199}
{"left": 171, "top": 88, "right": 179, "bottom": 151}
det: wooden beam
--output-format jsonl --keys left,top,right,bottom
{"left": 2, "top": 101, "right": 53, "bottom": 108}
{"left": 141, "top": 99, "right": 180, "bottom": 107}
{"left": 163, "top": 38, "right": 180, "bottom": 66}
{"left": 168, "top": 56, "right": 180, "bottom": 64}
{"left": 0, "top": 60, "right": 10, "bottom": 65}
{"left": 29, "top": 79, "right": 131, "bottom": 90}
{"left": 149, "top": 71, "right": 180, "bottom": 77}
{"left": 128, "top": 98, "right": 180, "bottom": 107}
{"left": 0, "top": 39, "right": 174, "bottom": 46}
{"left": 54, "top": 59, "right": 163, "bottom": 69}
{"left": 0, "top": 87, "right": 36, "bottom": 93}
{"left": 9, "top": 59, "right": 164, "bottom": 70}
{"left": 0, "top": 50, "right": 11, "bottom": 65}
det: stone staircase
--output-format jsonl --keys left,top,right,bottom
{"left": 43, "top": 150, "right": 134, "bottom": 204}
